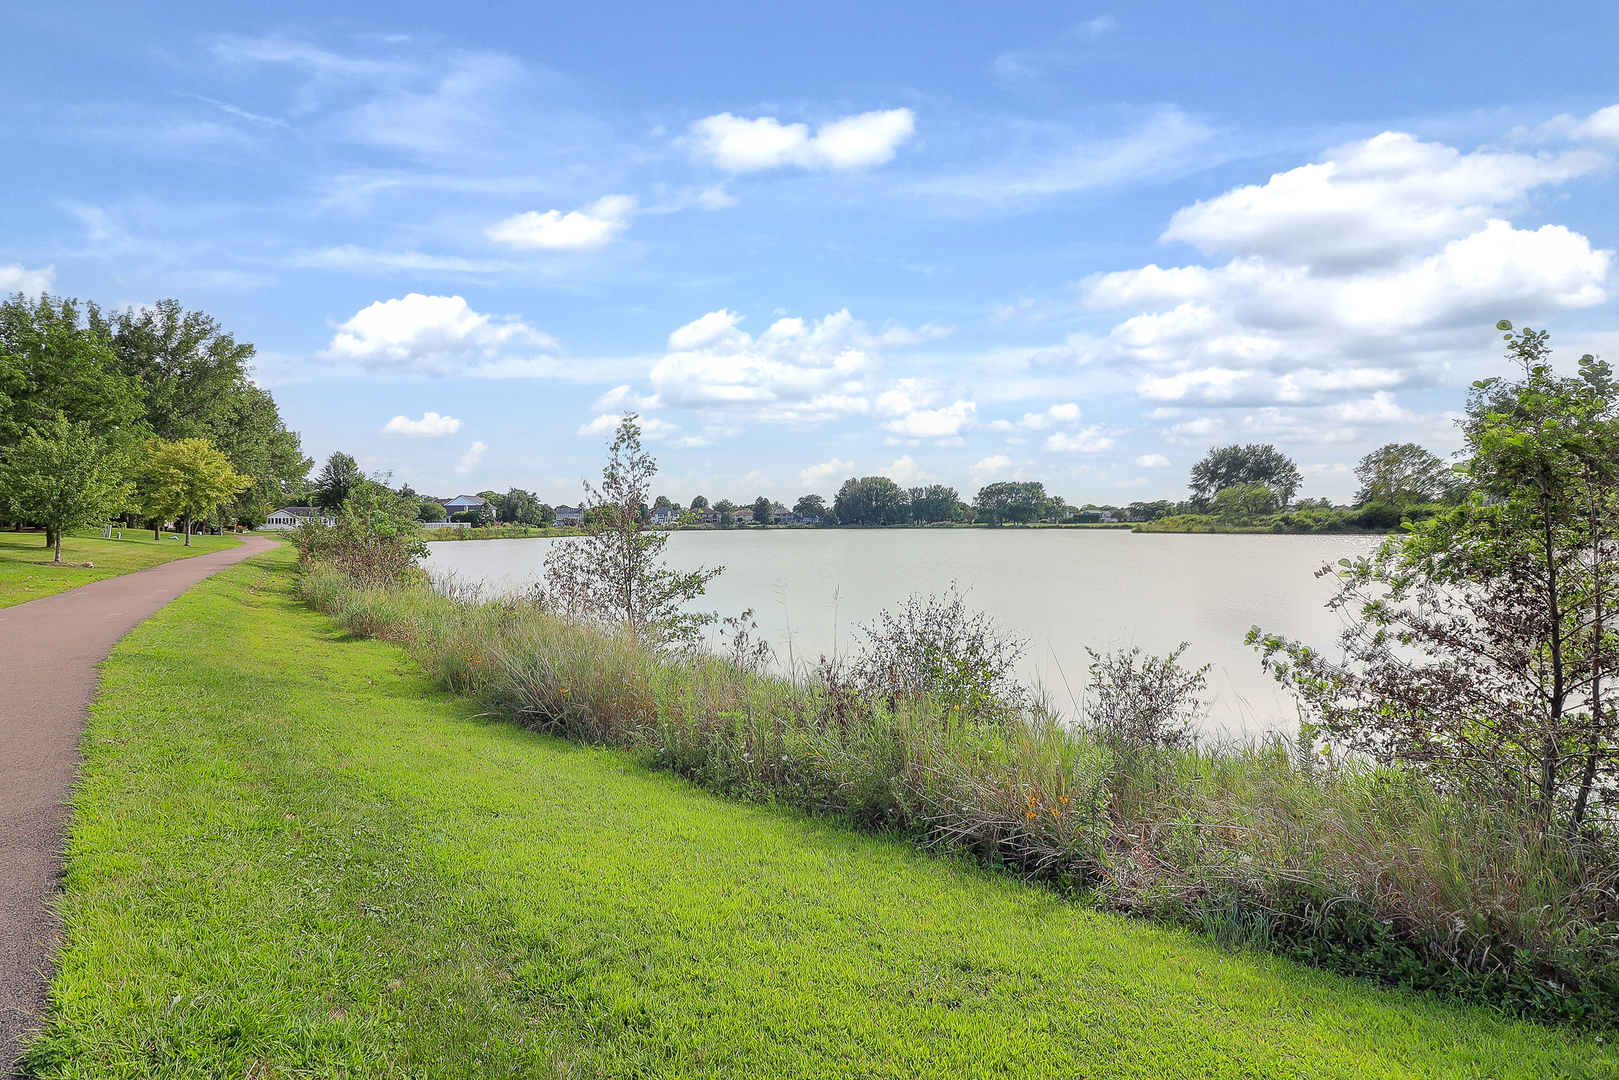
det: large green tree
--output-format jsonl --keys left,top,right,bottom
{"left": 1188, "top": 444, "right": 1302, "bottom": 506}
{"left": 793, "top": 493, "right": 830, "bottom": 522}
{"left": 97, "top": 299, "right": 253, "bottom": 442}
{"left": 1, "top": 294, "right": 308, "bottom": 527}
{"left": 973, "top": 481, "right": 1048, "bottom": 525}
{"left": 499, "top": 487, "right": 553, "bottom": 526}
{"left": 0, "top": 417, "right": 133, "bottom": 563}
{"left": 0, "top": 295, "right": 146, "bottom": 448}
{"left": 908, "top": 484, "right": 966, "bottom": 523}
{"left": 834, "top": 476, "right": 908, "bottom": 525}
{"left": 313, "top": 452, "right": 365, "bottom": 511}
{"left": 1353, "top": 442, "right": 1460, "bottom": 508}
{"left": 98, "top": 298, "right": 308, "bottom": 524}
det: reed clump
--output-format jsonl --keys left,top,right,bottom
{"left": 298, "top": 559, "right": 1619, "bottom": 1026}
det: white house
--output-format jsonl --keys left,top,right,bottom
{"left": 651, "top": 505, "right": 681, "bottom": 526}
{"left": 555, "top": 505, "right": 584, "bottom": 526}
{"left": 261, "top": 507, "right": 333, "bottom": 529}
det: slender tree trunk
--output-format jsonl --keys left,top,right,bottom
{"left": 53, "top": 527, "right": 62, "bottom": 564}
{"left": 153, "top": 518, "right": 161, "bottom": 540}
{"left": 1572, "top": 482, "right": 1610, "bottom": 829}
{"left": 1539, "top": 495, "right": 1566, "bottom": 830}
{"left": 183, "top": 512, "right": 191, "bottom": 547}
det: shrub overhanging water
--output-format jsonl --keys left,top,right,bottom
{"left": 298, "top": 558, "right": 1619, "bottom": 1026}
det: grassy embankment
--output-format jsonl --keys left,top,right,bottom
{"left": 27, "top": 545, "right": 1614, "bottom": 1077}
{"left": 302, "top": 562, "right": 1619, "bottom": 1025}
{"left": 0, "top": 528, "right": 242, "bottom": 608}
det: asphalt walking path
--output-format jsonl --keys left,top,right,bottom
{"left": 0, "top": 536, "right": 277, "bottom": 1073}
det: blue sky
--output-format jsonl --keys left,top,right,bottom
{"left": 4, "top": 1, "right": 1617, "bottom": 504}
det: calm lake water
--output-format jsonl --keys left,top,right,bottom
{"left": 422, "top": 529, "right": 1382, "bottom": 735}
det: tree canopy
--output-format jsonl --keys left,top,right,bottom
{"left": 1353, "top": 442, "right": 1460, "bottom": 508}
{"left": 1188, "top": 444, "right": 1301, "bottom": 505}
{"left": 313, "top": 452, "right": 364, "bottom": 511}
{"left": 909, "top": 484, "right": 966, "bottom": 523}
{"left": 0, "top": 293, "right": 308, "bottom": 527}
{"left": 138, "top": 437, "right": 251, "bottom": 545}
{"left": 834, "top": 476, "right": 908, "bottom": 525}
{"left": 973, "top": 481, "right": 1049, "bottom": 525}
{"left": 0, "top": 416, "right": 133, "bottom": 563}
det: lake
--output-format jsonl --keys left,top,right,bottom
{"left": 422, "top": 528, "right": 1383, "bottom": 735}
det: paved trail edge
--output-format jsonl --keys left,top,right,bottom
{"left": 0, "top": 536, "right": 277, "bottom": 1071}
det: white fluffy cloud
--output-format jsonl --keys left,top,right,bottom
{"left": 1136, "top": 454, "right": 1171, "bottom": 468}
{"left": 881, "top": 400, "right": 977, "bottom": 439}
{"left": 690, "top": 108, "right": 915, "bottom": 172}
{"left": 1044, "top": 427, "right": 1114, "bottom": 453}
{"left": 453, "top": 441, "right": 487, "bottom": 474}
{"left": 382, "top": 411, "right": 461, "bottom": 437}
{"left": 320, "top": 294, "right": 555, "bottom": 376}
{"left": 0, "top": 263, "right": 53, "bottom": 295}
{"left": 485, "top": 195, "right": 635, "bottom": 251}
{"left": 972, "top": 455, "right": 1013, "bottom": 476}
{"left": 646, "top": 308, "right": 880, "bottom": 426}
{"left": 1160, "top": 132, "right": 1600, "bottom": 270}
{"left": 799, "top": 457, "right": 855, "bottom": 487}
{"left": 1078, "top": 128, "right": 1615, "bottom": 436}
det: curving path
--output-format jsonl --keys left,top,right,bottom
{"left": 0, "top": 536, "right": 277, "bottom": 1073}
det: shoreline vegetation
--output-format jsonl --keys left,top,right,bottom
{"left": 29, "top": 545, "right": 1608, "bottom": 1076}
{"left": 297, "top": 555, "right": 1619, "bottom": 1027}
{"left": 288, "top": 371, "right": 1619, "bottom": 1032}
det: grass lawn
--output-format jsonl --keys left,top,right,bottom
{"left": 27, "top": 544, "right": 1614, "bottom": 1078}
{"left": 0, "top": 528, "right": 243, "bottom": 608}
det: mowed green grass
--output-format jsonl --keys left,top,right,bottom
{"left": 0, "top": 528, "right": 242, "bottom": 607}
{"left": 30, "top": 545, "right": 1614, "bottom": 1078}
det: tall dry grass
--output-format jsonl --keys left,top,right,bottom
{"left": 298, "top": 560, "right": 1619, "bottom": 1025}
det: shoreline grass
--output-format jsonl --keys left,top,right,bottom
{"left": 28, "top": 545, "right": 1617, "bottom": 1077}
{"left": 0, "top": 528, "right": 242, "bottom": 608}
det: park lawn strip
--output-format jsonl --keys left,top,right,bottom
{"left": 29, "top": 545, "right": 1615, "bottom": 1079}
{"left": 0, "top": 529, "right": 243, "bottom": 608}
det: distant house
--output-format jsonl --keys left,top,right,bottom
{"left": 442, "top": 494, "right": 488, "bottom": 517}
{"left": 697, "top": 509, "right": 722, "bottom": 525}
{"left": 261, "top": 507, "right": 333, "bottom": 529}
{"left": 555, "top": 505, "right": 584, "bottom": 526}
{"left": 733, "top": 508, "right": 755, "bottom": 524}
{"left": 651, "top": 505, "right": 681, "bottom": 526}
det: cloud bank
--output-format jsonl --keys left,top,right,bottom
{"left": 1076, "top": 128, "right": 1615, "bottom": 441}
